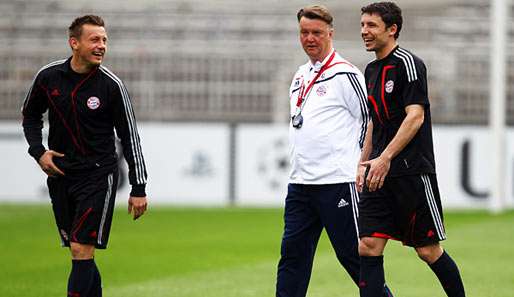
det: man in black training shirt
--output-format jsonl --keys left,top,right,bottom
{"left": 22, "top": 15, "right": 148, "bottom": 297}
{"left": 356, "top": 2, "right": 466, "bottom": 297}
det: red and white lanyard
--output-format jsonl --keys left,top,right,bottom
{"left": 294, "top": 51, "right": 336, "bottom": 117}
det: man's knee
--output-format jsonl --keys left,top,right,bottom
{"left": 415, "top": 243, "right": 443, "bottom": 264}
{"left": 280, "top": 236, "right": 314, "bottom": 260}
{"left": 70, "top": 242, "right": 95, "bottom": 259}
{"left": 358, "top": 237, "right": 386, "bottom": 256}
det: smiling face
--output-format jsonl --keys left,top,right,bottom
{"left": 69, "top": 24, "right": 107, "bottom": 72}
{"left": 299, "top": 16, "right": 333, "bottom": 63}
{"left": 360, "top": 12, "right": 397, "bottom": 59}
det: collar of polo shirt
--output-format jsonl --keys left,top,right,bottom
{"left": 308, "top": 48, "right": 335, "bottom": 71}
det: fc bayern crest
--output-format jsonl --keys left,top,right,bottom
{"left": 385, "top": 80, "right": 394, "bottom": 93}
{"left": 87, "top": 96, "right": 101, "bottom": 110}
{"left": 316, "top": 85, "right": 327, "bottom": 96}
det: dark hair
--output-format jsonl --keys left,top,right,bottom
{"left": 297, "top": 5, "right": 333, "bottom": 27}
{"left": 68, "top": 15, "right": 105, "bottom": 38}
{"left": 361, "top": 2, "right": 402, "bottom": 39}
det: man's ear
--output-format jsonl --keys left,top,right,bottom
{"left": 328, "top": 27, "right": 334, "bottom": 38}
{"left": 388, "top": 24, "right": 398, "bottom": 38}
{"left": 69, "top": 37, "right": 78, "bottom": 51}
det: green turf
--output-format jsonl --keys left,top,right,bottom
{"left": 1, "top": 204, "right": 513, "bottom": 297}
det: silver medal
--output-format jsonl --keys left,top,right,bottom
{"left": 292, "top": 114, "right": 304, "bottom": 129}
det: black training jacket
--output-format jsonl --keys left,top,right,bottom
{"left": 22, "top": 58, "right": 147, "bottom": 196}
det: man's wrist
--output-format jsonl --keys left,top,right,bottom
{"left": 380, "top": 151, "right": 393, "bottom": 162}
{"left": 130, "top": 184, "right": 146, "bottom": 197}
{"left": 30, "top": 146, "right": 47, "bottom": 163}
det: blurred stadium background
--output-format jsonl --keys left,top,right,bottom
{"left": 1, "top": 1, "right": 514, "bottom": 296}
{"left": 2, "top": 0, "right": 512, "bottom": 124}
{"left": 2, "top": 0, "right": 513, "bottom": 209}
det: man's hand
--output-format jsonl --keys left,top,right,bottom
{"left": 360, "top": 154, "right": 391, "bottom": 192}
{"left": 128, "top": 196, "right": 148, "bottom": 220}
{"left": 38, "top": 150, "right": 65, "bottom": 177}
{"left": 356, "top": 163, "right": 368, "bottom": 193}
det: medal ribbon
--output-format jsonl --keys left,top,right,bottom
{"left": 295, "top": 51, "right": 336, "bottom": 114}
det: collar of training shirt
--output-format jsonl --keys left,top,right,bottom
{"left": 52, "top": 57, "right": 72, "bottom": 73}
{"left": 308, "top": 48, "right": 335, "bottom": 71}
{"left": 369, "top": 45, "right": 400, "bottom": 66}
{"left": 295, "top": 49, "right": 336, "bottom": 109}
{"left": 55, "top": 57, "right": 99, "bottom": 78}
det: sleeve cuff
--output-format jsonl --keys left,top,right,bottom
{"left": 29, "top": 146, "right": 46, "bottom": 163}
{"left": 130, "top": 184, "right": 146, "bottom": 197}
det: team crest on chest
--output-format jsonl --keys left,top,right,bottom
{"left": 87, "top": 96, "right": 101, "bottom": 110}
{"left": 385, "top": 80, "right": 394, "bottom": 93}
{"left": 316, "top": 85, "right": 327, "bottom": 96}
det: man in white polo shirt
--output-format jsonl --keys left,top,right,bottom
{"left": 275, "top": 5, "right": 393, "bottom": 297}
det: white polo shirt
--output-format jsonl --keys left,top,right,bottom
{"left": 288, "top": 49, "right": 369, "bottom": 184}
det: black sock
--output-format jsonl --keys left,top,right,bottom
{"left": 67, "top": 259, "right": 96, "bottom": 297}
{"left": 359, "top": 255, "right": 385, "bottom": 297}
{"left": 91, "top": 261, "right": 102, "bottom": 297}
{"left": 429, "top": 251, "right": 466, "bottom": 297}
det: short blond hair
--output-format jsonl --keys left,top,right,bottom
{"left": 297, "top": 5, "right": 333, "bottom": 27}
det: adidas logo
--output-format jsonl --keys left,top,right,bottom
{"left": 337, "top": 198, "right": 349, "bottom": 208}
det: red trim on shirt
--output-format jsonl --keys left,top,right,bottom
{"left": 380, "top": 65, "right": 395, "bottom": 119}
{"left": 367, "top": 95, "right": 383, "bottom": 125}
{"left": 324, "top": 61, "right": 355, "bottom": 71}
{"left": 70, "top": 68, "right": 97, "bottom": 155}
{"left": 39, "top": 84, "right": 84, "bottom": 154}
{"left": 409, "top": 213, "right": 417, "bottom": 244}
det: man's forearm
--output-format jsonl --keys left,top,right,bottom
{"left": 381, "top": 105, "right": 424, "bottom": 161}
{"left": 23, "top": 119, "right": 46, "bottom": 161}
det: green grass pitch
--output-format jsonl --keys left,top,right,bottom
{"left": 1, "top": 204, "right": 513, "bottom": 296}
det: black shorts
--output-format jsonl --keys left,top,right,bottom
{"left": 358, "top": 173, "right": 446, "bottom": 247}
{"left": 47, "top": 168, "right": 118, "bottom": 249}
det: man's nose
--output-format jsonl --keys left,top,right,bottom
{"left": 361, "top": 25, "right": 369, "bottom": 35}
